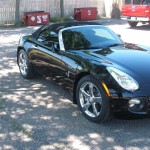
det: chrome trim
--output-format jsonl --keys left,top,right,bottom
{"left": 121, "top": 16, "right": 149, "bottom": 22}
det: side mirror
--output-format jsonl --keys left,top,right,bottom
{"left": 118, "top": 34, "right": 121, "bottom": 38}
{"left": 117, "top": 34, "right": 124, "bottom": 43}
{"left": 52, "top": 43, "right": 60, "bottom": 52}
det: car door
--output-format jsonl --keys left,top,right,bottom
{"left": 59, "top": 51, "right": 79, "bottom": 93}
{"left": 29, "top": 29, "right": 63, "bottom": 81}
{"left": 57, "top": 28, "right": 81, "bottom": 93}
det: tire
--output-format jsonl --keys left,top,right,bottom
{"left": 18, "top": 49, "right": 35, "bottom": 79}
{"left": 76, "top": 75, "right": 111, "bottom": 123}
{"left": 128, "top": 21, "right": 138, "bottom": 27}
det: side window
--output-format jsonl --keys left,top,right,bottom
{"left": 62, "top": 30, "right": 74, "bottom": 50}
{"left": 142, "top": 0, "right": 150, "bottom": 4}
{"left": 124, "top": 0, "right": 141, "bottom": 5}
{"left": 37, "top": 30, "right": 58, "bottom": 48}
{"left": 125, "top": 0, "right": 132, "bottom": 4}
{"left": 62, "top": 29, "right": 91, "bottom": 50}
{"left": 133, "top": 0, "right": 141, "bottom": 4}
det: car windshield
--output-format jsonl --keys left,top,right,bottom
{"left": 62, "top": 26, "right": 122, "bottom": 50}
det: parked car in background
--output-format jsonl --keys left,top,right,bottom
{"left": 121, "top": 0, "right": 150, "bottom": 27}
{"left": 17, "top": 21, "right": 150, "bottom": 123}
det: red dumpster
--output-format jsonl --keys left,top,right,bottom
{"left": 74, "top": 7, "right": 97, "bottom": 21}
{"left": 23, "top": 11, "right": 50, "bottom": 26}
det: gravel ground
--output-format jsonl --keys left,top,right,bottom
{"left": 0, "top": 19, "right": 150, "bottom": 150}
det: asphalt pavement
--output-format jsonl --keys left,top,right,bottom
{"left": 0, "top": 19, "right": 150, "bottom": 150}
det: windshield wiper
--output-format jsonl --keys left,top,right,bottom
{"left": 89, "top": 46, "right": 102, "bottom": 49}
{"left": 107, "top": 43, "right": 123, "bottom": 47}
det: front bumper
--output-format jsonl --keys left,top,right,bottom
{"left": 110, "top": 83, "right": 150, "bottom": 114}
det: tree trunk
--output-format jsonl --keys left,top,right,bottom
{"left": 15, "top": 0, "right": 20, "bottom": 25}
{"left": 60, "top": 0, "right": 64, "bottom": 18}
{"left": 104, "top": 0, "right": 113, "bottom": 18}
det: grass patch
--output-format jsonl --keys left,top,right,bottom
{"left": 0, "top": 93, "right": 4, "bottom": 109}
{"left": 1, "top": 114, "right": 31, "bottom": 138}
{"left": 12, "top": 121, "right": 31, "bottom": 137}
{"left": 12, "top": 121, "right": 24, "bottom": 131}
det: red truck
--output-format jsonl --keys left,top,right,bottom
{"left": 121, "top": 0, "right": 150, "bottom": 27}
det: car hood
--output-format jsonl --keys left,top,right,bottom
{"left": 78, "top": 43, "right": 150, "bottom": 84}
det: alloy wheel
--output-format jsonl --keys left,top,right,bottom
{"left": 79, "top": 81, "right": 102, "bottom": 118}
{"left": 18, "top": 51, "right": 28, "bottom": 76}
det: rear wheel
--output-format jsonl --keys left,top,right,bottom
{"left": 76, "top": 75, "right": 111, "bottom": 123}
{"left": 18, "top": 49, "right": 35, "bottom": 79}
{"left": 128, "top": 21, "right": 138, "bottom": 27}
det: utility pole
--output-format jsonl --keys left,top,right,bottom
{"left": 60, "top": 0, "right": 64, "bottom": 18}
{"left": 15, "top": 0, "right": 20, "bottom": 25}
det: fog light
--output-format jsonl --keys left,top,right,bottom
{"left": 129, "top": 98, "right": 140, "bottom": 107}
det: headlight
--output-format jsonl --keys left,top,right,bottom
{"left": 107, "top": 67, "right": 139, "bottom": 91}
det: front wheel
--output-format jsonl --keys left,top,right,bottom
{"left": 76, "top": 75, "right": 111, "bottom": 123}
{"left": 128, "top": 21, "right": 138, "bottom": 27}
{"left": 18, "top": 49, "right": 35, "bottom": 79}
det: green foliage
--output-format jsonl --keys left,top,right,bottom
{"left": 50, "top": 17, "right": 74, "bottom": 23}
{"left": 20, "top": 20, "right": 25, "bottom": 26}
{"left": 12, "top": 121, "right": 24, "bottom": 131}
{"left": 0, "top": 101, "right": 3, "bottom": 109}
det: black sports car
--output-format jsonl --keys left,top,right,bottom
{"left": 17, "top": 21, "right": 150, "bottom": 123}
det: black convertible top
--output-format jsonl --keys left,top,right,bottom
{"left": 32, "top": 21, "right": 101, "bottom": 38}
{"left": 49, "top": 21, "right": 101, "bottom": 33}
